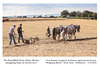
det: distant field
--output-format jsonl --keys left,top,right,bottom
{"left": 4, "top": 18, "right": 65, "bottom": 21}
{"left": 3, "top": 18, "right": 97, "bottom": 57}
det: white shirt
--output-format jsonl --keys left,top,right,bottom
{"left": 9, "top": 26, "right": 15, "bottom": 34}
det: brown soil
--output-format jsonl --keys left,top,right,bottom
{"left": 3, "top": 18, "right": 97, "bottom": 57}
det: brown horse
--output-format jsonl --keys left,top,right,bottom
{"left": 52, "top": 25, "right": 66, "bottom": 40}
{"left": 52, "top": 26, "right": 61, "bottom": 40}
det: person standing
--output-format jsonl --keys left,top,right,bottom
{"left": 9, "top": 25, "right": 17, "bottom": 45}
{"left": 17, "top": 24, "right": 24, "bottom": 43}
{"left": 47, "top": 26, "right": 51, "bottom": 37}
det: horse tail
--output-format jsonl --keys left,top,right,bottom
{"left": 53, "top": 28, "right": 55, "bottom": 39}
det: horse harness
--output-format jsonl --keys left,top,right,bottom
{"left": 68, "top": 25, "right": 77, "bottom": 34}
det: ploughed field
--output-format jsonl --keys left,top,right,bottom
{"left": 3, "top": 18, "right": 97, "bottom": 57}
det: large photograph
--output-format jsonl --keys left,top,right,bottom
{"left": 3, "top": 4, "right": 97, "bottom": 57}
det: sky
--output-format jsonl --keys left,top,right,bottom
{"left": 3, "top": 4, "right": 97, "bottom": 16}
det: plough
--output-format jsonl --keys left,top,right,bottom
{"left": 24, "top": 36, "right": 39, "bottom": 44}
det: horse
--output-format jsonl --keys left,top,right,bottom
{"left": 62, "top": 25, "right": 68, "bottom": 40}
{"left": 59, "top": 25, "right": 68, "bottom": 40}
{"left": 52, "top": 26, "right": 61, "bottom": 40}
{"left": 53, "top": 25, "right": 68, "bottom": 40}
{"left": 67, "top": 24, "right": 80, "bottom": 40}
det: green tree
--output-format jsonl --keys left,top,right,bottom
{"left": 61, "top": 10, "right": 69, "bottom": 17}
{"left": 70, "top": 11, "right": 77, "bottom": 17}
{"left": 81, "top": 11, "right": 88, "bottom": 17}
{"left": 76, "top": 11, "right": 81, "bottom": 17}
{"left": 83, "top": 10, "right": 93, "bottom": 14}
{"left": 92, "top": 13, "right": 97, "bottom": 19}
{"left": 88, "top": 14, "right": 92, "bottom": 17}
{"left": 62, "top": 15, "right": 66, "bottom": 18}
{"left": 81, "top": 10, "right": 93, "bottom": 17}
{"left": 49, "top": 15, "right": 55, "bottom": 18}
{"left": 23, "top": 16, "right": 27, "bottom": 18}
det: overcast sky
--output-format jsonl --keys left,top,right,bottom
{"left": 3, "top": 4, "right": 97, "bottom": 16}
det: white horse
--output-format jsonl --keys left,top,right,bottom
{"left": 60, "top": 25, "right": 68, "bottom": 40}
{"left": 67, "top": 24, "right": 80, "bottom": 40}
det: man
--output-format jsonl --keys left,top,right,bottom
{"left": 9, "top": 25, "right": 17, "bottom": 45}
{"left": 47, "top": 26, "right": 51, "bottom": 37}
{"left": 17, "top": 24, "right": 24, "bottom": 43}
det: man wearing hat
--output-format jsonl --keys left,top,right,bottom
{"left": 9, "top": 25, "right": 17, "bottom": 45}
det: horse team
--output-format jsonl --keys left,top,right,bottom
{"left": 52, "top": 24, "right": 80, "bottom": 40}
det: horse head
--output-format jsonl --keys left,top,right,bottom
{"left": 77, "top": 25, "right": 80, "bottom": 32}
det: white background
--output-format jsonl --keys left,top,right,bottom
{"left": 0, "top": 0, "right": 100, "bottom": 67}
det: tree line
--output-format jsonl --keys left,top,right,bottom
{"left": 60, "top": 10, "right": 97, "bottom": 19}
{"left": 4, "top": 10, "right": 96, "bottom": 19}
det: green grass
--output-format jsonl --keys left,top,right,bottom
{"left": 72, "top": 17, "right": 96, "bottom": 20}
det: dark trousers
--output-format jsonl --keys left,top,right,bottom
{"left": 18, "top": 33, "right": 24, "bottom": 43}
{"left": 48, "top": 32, "right": 51, "bottom": 37}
